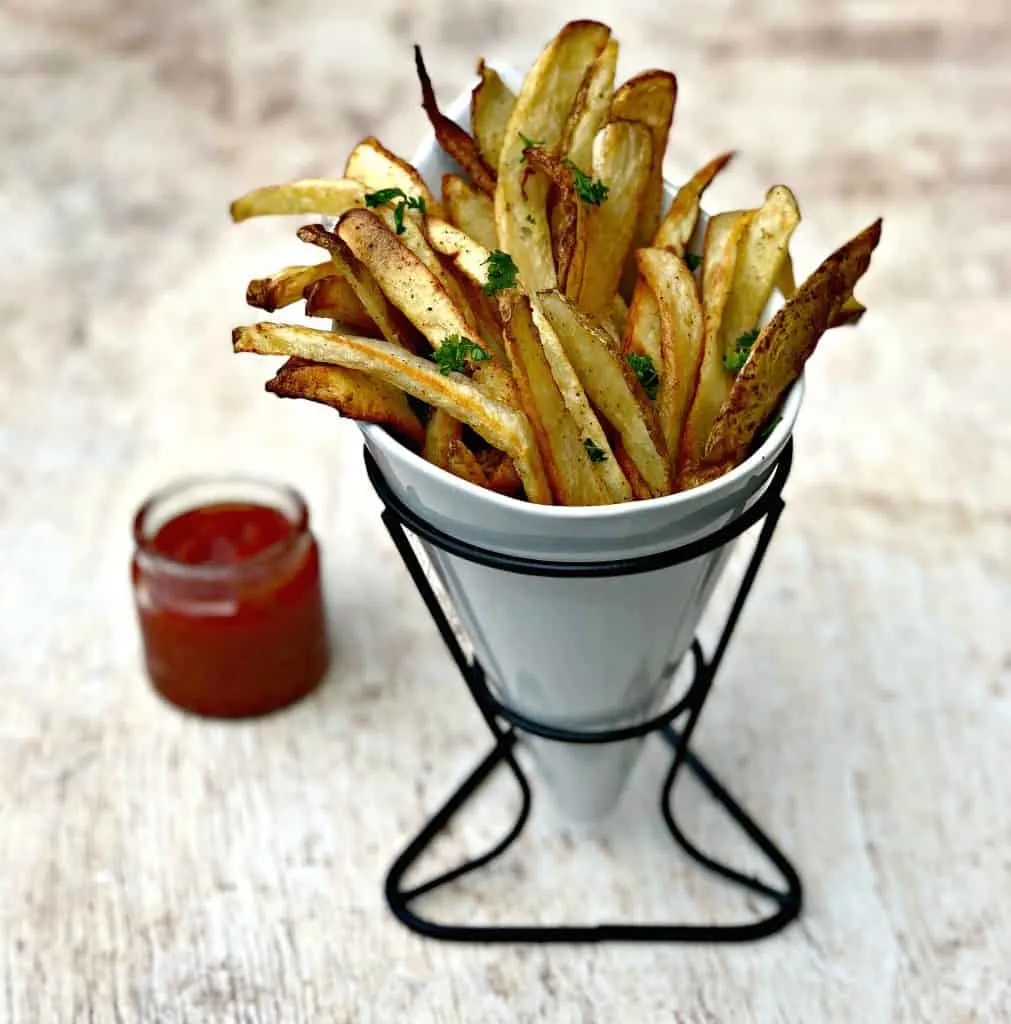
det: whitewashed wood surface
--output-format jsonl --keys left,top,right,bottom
{"left": 2, "top": 0, "right": 1009, "bottom": 1020}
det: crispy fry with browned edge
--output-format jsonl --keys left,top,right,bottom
{"left": 700, "top": 220, "right": 883, "bottom": 474}
{"left": 613, "top": 441, "right": 652, "bottom": 500}
{"left": 472, "top": 362, "right": 519, "bottom": 407}
{"left": 415, "top": 46, "right": 497, "bottom": 196}
{"left": 654, "top": 152, "right": 734, "bottom": 254}
{"left": 230, "top": 179, "right": 367, "bottom": 222}
{"left": 496, "top": 21, "right": 611, "bottom": 291}
{"left": 247, "top": 262, "right": 334, "bottom": 312}
{"left": 336, "top": 210, "right": 477, "bottom": 351}
{"left": 297, "top": 223, "right": 418, "bottom": 351}
{"left": 636, "top": 249, "right": 704, "bottom": 468}
{"left": 471, "top": 60, "right": 516, "bottom": 172}
{"left": 344, "top": 137, "right": 439, "bottom": 214}
{"left": 575, "top": 120, "right": 652, "bottom": 317}
{"left": 677, "top": 210, "right": 752, "bottom": 477}
{"left": 718, "top": 185, "right": 801, "bottom": 360}
{"left": 445, "top": 439, "right": 491, "bottom": 488}
{"left": 621, "top": 286, "right": 662, "bottom": 364}
{"left": 266, "top": 357, "right": 425, "bottom": 447}
{"left": 234, "top": 323, "right": 552, "bottom": 503}
{"left": 423, "top": 407, "right": 463, "bottom": 467}
{"left": 499, "top": 292, "right": 609, "bottom": 505}
{"left": 561, "top": 39, "right": 618, "bottom": 172}
{"left": 442, "top": 174, "right": 497, "bottom": 250}
{"left": 777, "top": 252, "right": 867, "bottom": 328}
{"left": 476, "top": 448, "right": 523, "bottom": 496}
{"left": 522, "top": 147, "right": 586, "bottom": 297}
{"left": 609, "top": 71, "right": 677, "bottom": 296}
{"left": 302, "top": 276, "right": 377, "bottom": 332}
{"left": 537, "top": 290, "right": 672, "bottom": 496}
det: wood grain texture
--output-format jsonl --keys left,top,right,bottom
{"left": 2, "top": 0, "right": 1009, "bottom": 1020}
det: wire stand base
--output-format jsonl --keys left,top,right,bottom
{"left": 366, "top": 442, "right": 802, "bottom": 944}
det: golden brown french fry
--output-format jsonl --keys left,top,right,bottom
{"left": 528, "top": 298, "right": 632, "bottom": 502}
{"left": 476, "top": 448, "right": 523, "bottom": 496}
{"left": 496, "top": 21, "right": 611, "bottom": 291}
{"left": 336, "top": 210, "right": 477, "bottom": 350}
{"left": 234, "top": 323, "right": 552, "bottom": 503}
{"left": 654, "top": 152, "right": 734, "bottom": 254}
{"left": 700, "top": 220, "right": 882, "bottom": 472}
{"left": 442, "top": 174, "right": 497, "bottom": 250}
{"left": 610, "top": 70, "right": 677, "bottom": 296}
{"left": 537, "top": 290, "right": 672, "bottom": 496}
{"left": 609, "top": 294, "right": 629, "bottom": 338}
{"left": 472, "top": 361, "right": 519, "bottom": 407}
{"left": 561, "top": 39, "right": 618, "bottom": 172}
{"left": 575, "top": 119, "right": 652, "bottom": 317}
{"left": 265, "top": 357, "right": 425, "bottom": 447}
{"left": 344, "top": 137, "right": 438, "bottom": 213}
{"left": 621, "top": 287, "right": 662, "bottom": 365}
{"left": 780, "top": 252, "right": 867, "bottom": 328}
{"left": 423, "top": 407, "right": 463, "bottom": 466}
{"left": 415, "top": 46, "right": 497, "bottom": 196}
{"left": 230, "top": 179, "right": 367, "bottom": 222}
{"left": 636, "top": 249, "right": 704, "bottom": 467}
{"left": 677, "top": 210, "right": 753, "bottom": 477}
{"left": 444, "top": 439, "right": 492, "bottom": 488}
{"left": 297, "top": 223, "right": 418, "bottom": 351}
{"left": 522, "top": 147, "right": 586, "bottom": 298}
{"left": 246, "top": 262, "right": 334, "bottom": 312}
{"left": 302, "top": 275, "right": 377, "bottom": 332}
{"left": 613, "top": 441, "right": 652, "bottom": 500}
{"left": 471, "top": 60, "right": 516, "bottom": 172}
{"left": 499, "top": 292, "right": 609, "bottom": 505}
{"left": 718, "top": 185, "right": 801, "bottom": 360}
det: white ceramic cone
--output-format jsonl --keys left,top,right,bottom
{"left": 355, "top": 63, "right": 802, "bottom": 820}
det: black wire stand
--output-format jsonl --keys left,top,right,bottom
{"left": 364, "top": 440, "right": 802, "bottom": 944}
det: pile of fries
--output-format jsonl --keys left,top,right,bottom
{"left": 231, "top": 19, "right": 881, "bottom": 506}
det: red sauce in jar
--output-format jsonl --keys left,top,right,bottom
{"left": 132, "top": 479, "right": 329, "bottom": 718}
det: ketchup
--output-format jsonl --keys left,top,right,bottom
{"left": 132, "top": 479, "right": 329, "bottom": 718}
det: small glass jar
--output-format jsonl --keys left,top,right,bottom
{"left": 131, "top": 476, "right": 330, "bottom": 718}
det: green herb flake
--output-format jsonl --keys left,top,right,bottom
{"left": 482, "top": 250, "right": 519, "bottom": 295}
{"left": 756, "top": 415, "right": 782, "bottom": 444}
{"left": 626, "top": 353, "right": 659, "bottom": 400}
{"left": 364, "top": 189, "right": 426, "bottom": 235}
{"left": 583, "top": 438, "right": 608, "bottom": 463}
{"left": 563, "top": 159, "right": 610, "bottom": 205}
{"left": 683, "top": 252, "right": 702, "bottom": 272}
{"left": 518, "top": 132, "right": 545, "bottom": 162}
{"left": 434, "top": 335, "right": 490, "bottom": 376}
{"left": 723, "top": 328, "right": 760, "bottom": 373}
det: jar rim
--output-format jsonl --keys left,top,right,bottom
{"left": 132, "top": 474, "right": 310, "bottom": 581}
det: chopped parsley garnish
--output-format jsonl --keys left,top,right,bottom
{"left": 626, "top": 352, "right": 659, "bottom": 400}
{"left": 518, "top": 132, "right": 545, "bottom": 162}
{"left": 723, "top": 328, "right": 760, "bottom": 373}
{"left": 756, "top": 415, "right": 782, "bottom": 443}
{"left": 526, "top": 214, "right": 536, "bottom": 224}
{"left": 363, "top": 187, "right": 426, "bottom": 235}
{"left": 482, "top": 250, "right": 519, "bottom": 295}
{"left": 563, "top": 159, "right": 609, "bottom": 205}
{"left": 683, "top": 252, "right": 702, "bottom": 272}
{"left": 583, "top": 438, "right": 608, "bottom": 463}
{"left": 434, "top": 335, "right": 489, "bottom": 375}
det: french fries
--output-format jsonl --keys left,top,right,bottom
{"left": 247, "top": 262, "right": 335, "bottom": 312}
{"left": 700, "top": 219, "right": 882, "bottom": 472}
{"left": 495, "top": 21, "right": 611, "bottom": 291}
{"left": 500, "top": 292, "right": 608, "bottom": 505}
{"left": 415, "top": 46, "right": 497, "bottom": 196}
{"left": 229, "top": 20, "right": 881, "bottom": 507}
{"left": 266, "top": 358, "right": 424, "bottom": 447}
{"left": 538, "top": 290, "right": 672, "bottom": 496}
{"left": 230, "top": 179, "right": 366, "bottom": 222}
{"left": 575, "top": 120, "right": 652, "bottom": 317}
{"left": 609, "top": 71, "right": 678, "bottom": 296}
{"left": 471, "top": 60, "right": 516, "bottom": 171}
{"left": 303, "top": 275, "right": 377, "bottom": 333}
{"left": 297, "top": 223, "right": 418, "bottom": 351}
{"left": 235, "top": 322, "right": 552, "bottom": 503}
{"left": 441, "top": 174, "right": 497, "bottom": 250}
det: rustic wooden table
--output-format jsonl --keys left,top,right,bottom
{"left": 3, "top": 1, "right": 1009, "bottom": 1020}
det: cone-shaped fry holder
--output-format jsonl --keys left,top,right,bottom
{"left": 365, "top": 440, "right": 802, "bottom": 944}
